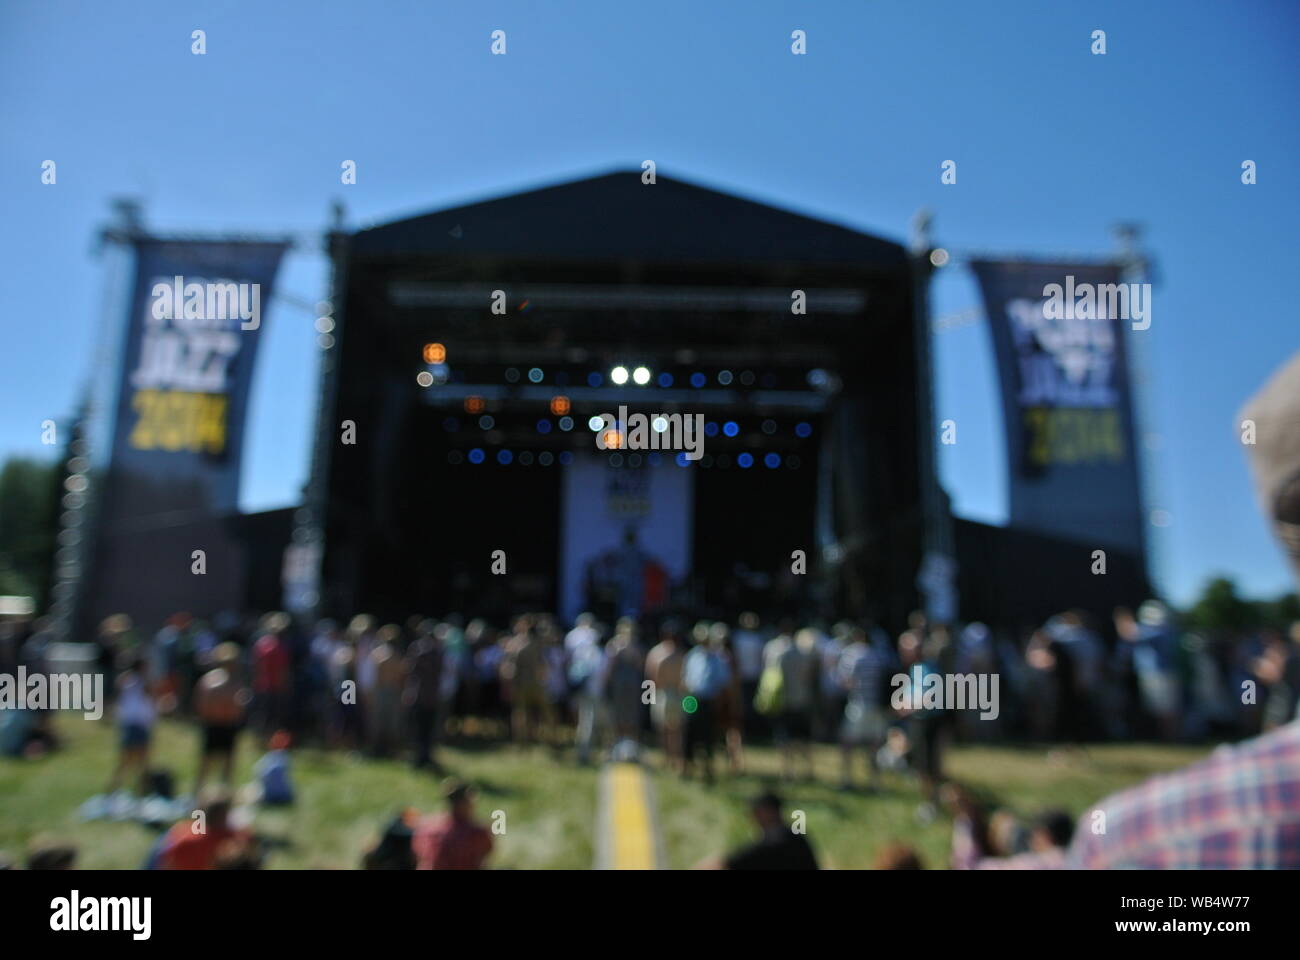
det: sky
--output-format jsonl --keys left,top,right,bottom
{"left": 1, "top": 0, "right": 1297, "bottom": 606}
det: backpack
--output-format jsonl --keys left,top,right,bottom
{"left": 754, "top": 663, "right": 785, "bottom": 716}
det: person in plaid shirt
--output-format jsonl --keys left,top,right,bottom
{"left": 1068, "top": 720, "right": 1300, "bottom": 869}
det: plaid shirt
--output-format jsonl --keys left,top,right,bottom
{"left": 1068, "top": 721, "right": 1300, "bottom": 869}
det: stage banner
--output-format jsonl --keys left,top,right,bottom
{"left": 970, "top": 260, "right": 1146, "bottom": 555}
{"left": 85, "top": 239, "right": 288, "bottom": 628}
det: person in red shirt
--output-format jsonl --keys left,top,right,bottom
{"left": 253, "top": 613, "right": 292, "bottom": 734}
{"left": 158, "top": 789, "right": 254, "bottom": 870}
{"left": 413, "top": 779, "right": 493, "bottom": 870}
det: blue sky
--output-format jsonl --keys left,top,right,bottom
{"left": 1, "top": 0, "right": 1296, "bottom": 605}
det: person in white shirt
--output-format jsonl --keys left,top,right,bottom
{"left": 107, "top": 657, "right": 156, "bottom": 794}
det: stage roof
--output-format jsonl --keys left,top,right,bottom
{"left": 349, "top": 170, "right": 908, "bottom": 268}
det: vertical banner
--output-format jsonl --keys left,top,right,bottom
{"left": 86, "top": 239, "right": 288, "bottom": 630}
{"left": 971, "top": 260, "right": 1146, "bottom": 556}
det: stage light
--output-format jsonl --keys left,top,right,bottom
{"left": 558, "top": 416, "right": 574, "bottom": 431}
{"left": 762, "top": 419, "right": 777, "bottom": 434}
{"left": 447, "top": 451, "right": 464, "bottom": 465}
{"left": 718, "top": 370, "right": 733, "bottom": 385}
{"left": 690, "top": 372, "right": 706, "bottom": 388}
{"left": 588, "top": 415, "right": 605, "bottom": 431}
{"left": 652, "top": 417, "right": 669, "bottom": 433}
{"left": 519, "top": 451, "right": 534, "bottom": 465}
{"left": 416, "top": 371, "right": 434, "bottom": 387}
{"left": 658, "top": 372, "right": 674, "bottom": 387}
{"left": 738, "top": 453, "right": 754, "bottom": 468}
{"left": 429, "top": 364, "right": 449, "bottom": 384}
{"left": 497, "top": 449, "right": 513, "bottom": 465}
{"left": 704, "top": 422, "right": 719, "bottom": 437}
{"left": 536, "top": 419, "right": 552, "bottom": 434}
{"left": 611, "top": 365, "right": 629, "bottom": 385}
{"left": 628, "top": 454, "right": 642, "bottom": 468}
{"left": 550, "top": 395, "right": 571, "bottom": 416}
{"left": 601, "top": 428, "right": 624, "bottom": 449}
{"left": 610, "top": 453, "right": 624, "bottom": 467}
{"left": 539, "top": 452, "right": 554, "bottom": 466}
{"left": 739, "top": 370, "right": 755, "bottom": 386}
{"left": 505, "top": 367, "right": 520, "bottom": 383}
{"left": 723, "top": 421, "right": 739, "bottom": 437}
{"left": 675, "top": 452, "right": 691, "bottom": 467}
{"left": 465, "top": 396, "right": 485, "bottom": 414}
{"left": 633, "top": 366, "right": 650, "bottom": 385}
{"left": 930, "top": 248, "right": 950, "bottom": 268}
{"left": 795, "top": 421, "right": 812, "bottom": 438}
{"left": 478, "top": 415, "right": 495, "bottom": 429}
{"left": 587, "top": 372, "right": 603, "bottom": 387}
{"left": 423, "top": 343, "right": 446, "bottom": 364}
{"left": 528, "top": 367, "right": 544, "bottom": 383}
{"left": 765, "top": 453, "right": 781, "bottom": 468}
{"left": 469, "top": 448, "right": 485, "bottom": 464}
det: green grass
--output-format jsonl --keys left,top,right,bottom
{"left": 0, "top": 716, "right": 1210, "bottom": 869}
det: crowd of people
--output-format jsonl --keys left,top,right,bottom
{"left": 2, "top": 599, "right": 1298, "bottom": 869}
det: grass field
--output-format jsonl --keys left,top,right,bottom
{"left": 0, "top": 717, "right": 1211, "bottom": 869}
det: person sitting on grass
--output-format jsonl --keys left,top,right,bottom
{"left": 697, "top": 791, "right": 820, "bottom": 870}
{"left": 157, "top": 788, "right": 254, "bottom": 870}
{"left": 412, "top": 779, "right": 493, "bottom": 870}
{"left": 254, "top": 730, "right": 295, "bottom": 806}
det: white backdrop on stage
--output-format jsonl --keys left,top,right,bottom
{"left": 559, "top": 453, "right": 693, "bottom": 623}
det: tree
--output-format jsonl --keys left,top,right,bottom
{"left": 0, "top": 457, "right": 60, "bottom": 606}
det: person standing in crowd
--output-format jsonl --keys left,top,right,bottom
{"left": 413, "top": 779, "right": 494, "bottom": 870}
{"left": 105, "top": 655, "right": 156, "bottom": 796}
{"left": 711, "top": 622, "right": 746, "bottom": 774}
{"left": 570, "top": 621, "right": 608, "bottom": 764}
{"left": 698, "top": 791, "right": 819, "bottom": 870}
{"left": 775, "top": 628, "right": 819, "bottom": 782}
{"left": 252, "top": 612, "right": 292, "bottom": 736}
{"left": 349, "top": 614, "right": 378, "bottom": 743}
{"left": 645, "top": 619, "right": 686, "bottom": 772}
{"left": 368, "top": 624, "right": 406, "bottom": 757}
{"left": 501, "top": 616, "right": 548, "bottom": 745}
{"left": 837, "top": 625, "right": 888, "bottom": 792}
{"left": 731, "top": 611, "right": 766, "bottom": 737}
{"left": 682, "top": 625, "right": 730, "bottom": 783}
{"left": 404, "top": 622, "right": 444, "bottom": 770}
{"left": 329, "top": 629, "right": 363, "bottom": 749}
{"left": 603, "top": 618, "right": 645, "bottom": 756}
{"left": 897, "top": 626, "right": 953, "bottom": 821}
{"left": 194, "top": 642, "right": 251, "bottom": 794}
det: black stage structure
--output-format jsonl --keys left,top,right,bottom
{"left": 305, "top": 172, "right": 932, "bottom": 631}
